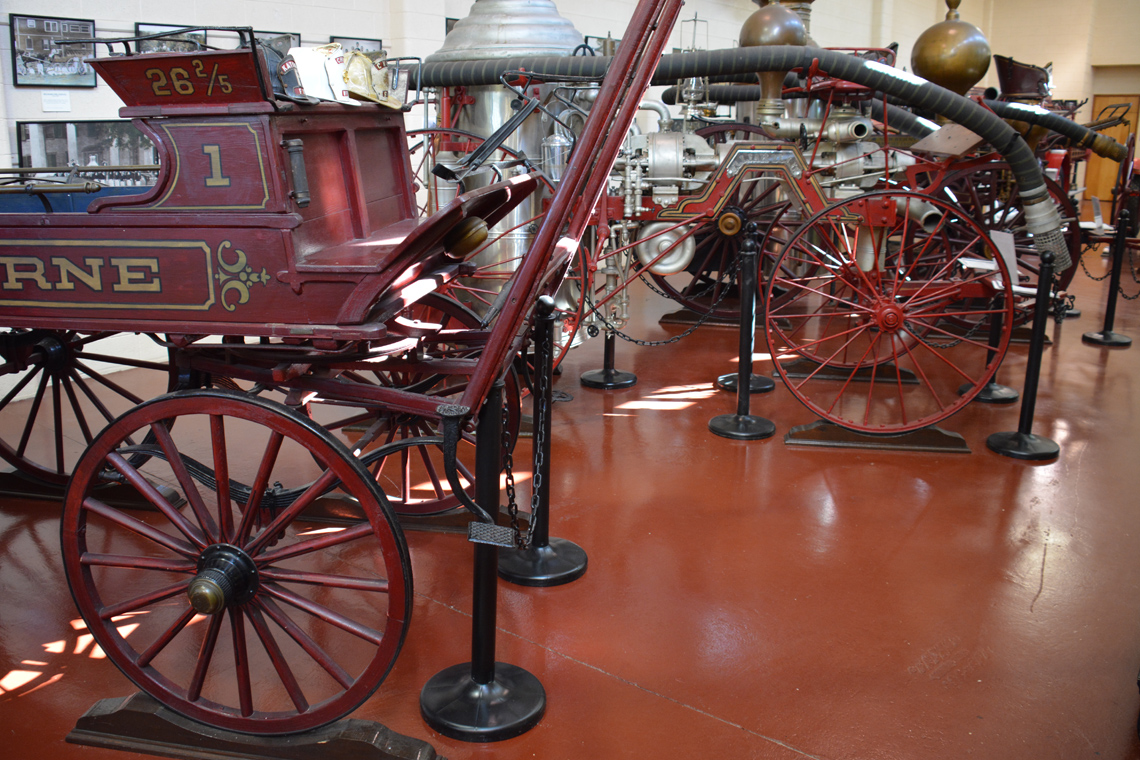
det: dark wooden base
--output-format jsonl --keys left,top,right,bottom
{"left": 777, "top": 358, "right": 918, "bottom": 384}
{"left": 784, "top": 419, "right": 970, "bottom": 453}
{"left": 658, "top": 308, "right": 737, "bottom": 326}
{"left": 0, "top": 471, "right": 184, "bottom": 509}
{"left": 66, "top": 692, "right": 443, "bottom": 760}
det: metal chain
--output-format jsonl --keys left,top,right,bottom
{"left": 1079, "top": 247, "right": 1112, "bottom": 282}
{"left": 586, "top": 257, "right": 744, "bottom": 347}
{"left": 500, "top": 331, "right": 548, "bottom": 550}
{"left": 908, "top": 312, "right": 989, "bottom": 350}
{"left": 1079, "top": 244, "right": 1140, "bottom": 299}
{"left": 1119, "top": 248, "right": 1140, "bottom": 300}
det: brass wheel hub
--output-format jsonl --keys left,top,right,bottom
{"left": 188, "top": 544, "right": 259, "bottom": 615}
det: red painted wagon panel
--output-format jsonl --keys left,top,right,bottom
{"left": 90, "top": 49, "right": 270, "bottom": 108}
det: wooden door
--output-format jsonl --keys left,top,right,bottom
{"left": 1084, "top": 94, "right": 1139, "bottom": 214}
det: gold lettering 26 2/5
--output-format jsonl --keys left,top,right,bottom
{"left": 145, "top": 60, "right": 232, "bottom": 98}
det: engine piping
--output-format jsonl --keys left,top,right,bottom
{"left": 406, "top": 45, "right": 1069, "bottom": 264}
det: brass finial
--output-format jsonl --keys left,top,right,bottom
{"left": 946, "top": 0, "right": 962, "bottom": 19}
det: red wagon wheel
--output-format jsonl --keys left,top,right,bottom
{"left": 61, "top": 389, "right": 412, "bottom": 734}
{"left": 309, "top": 293, "right": 521, "bottom": 515}
{"left": 0, "top": 330, "right": 174, "bottom": 485}
{"left": 765, "top": 190, "right": 1015, "bottom": 434}
{"left": 934, "top": 161, "right": 1080, "bottom": 321}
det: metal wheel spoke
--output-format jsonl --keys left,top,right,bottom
{"left": 895, "top": 337, "right": 951, "bottom": 410}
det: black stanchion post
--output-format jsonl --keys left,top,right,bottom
{"left": 986, "top": 252, "right": 1061, "bottom": 461}
{"left": 580, "top": 328, "right": 637, "bottom": 389}
{"left": 1083, "top": 207, "right": 1133, "bottom": 347}
{"left": 420, "top": 385, "right": 545, "bottom": 742}
{"left": 500, "top": 297, "right": 588, "bottom": 586}
{"left": 960, "top": 293, "right": 1018, "bottom": 404}
{"left": 709, "top": 223, "right": 776, "bottom": 440}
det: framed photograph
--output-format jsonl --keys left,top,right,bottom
{"left": 255, "top": 31, "right": 301, "bottom": 49}
{"left": 330, "top": 36, "right": 383, "bottom": 54}
{"left": 134, "top": 23, "right": 207, "bottom": 54}
{"left": 9, "top": 14, "right": 97, "bottom": 88}
{"left": 17, "top": 120, "right": 158, "bottom": 185}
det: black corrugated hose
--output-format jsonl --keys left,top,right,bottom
{"left": 408, "top": 45, "right": 1071, "bottom": 268}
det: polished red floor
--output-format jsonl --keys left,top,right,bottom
{"left": 2, "top": 247, "right": 1140, "bottom": 759}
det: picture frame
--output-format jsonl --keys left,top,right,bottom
{"left": 16, "top": 120, "right": 158, "bottom": 185}
{"left": 9, "top": 14, "right": 97, "bottom": 88}
{"left": 445, "top": 18, "right": 459, "bottom": 36}
{"left": 134, "top": 23, "right": 208, "bottom": 54}
{"left": 254, "top": 31, "right": 301, "bottom": 49}
{"left": 330, "top": 36, "right": 384, "bottom": 54}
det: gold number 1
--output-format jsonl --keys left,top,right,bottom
{"left": 202, "top": 145, "right": 231, "bottom": 187}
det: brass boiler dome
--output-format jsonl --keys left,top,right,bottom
{"left": 739, "top": 2, "right": 806, "bottom": 115}
{"left": 911, "top": 0, "right": 991, "bottom": 96}
{"left": 740, "top": 2, "right": 807, "bottom": 50}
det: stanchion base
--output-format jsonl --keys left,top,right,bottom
{"left": 67, "top": 692, "right": 441, "bottom": 760}
{"left": 959, "top": 381, "right": 1019, "bottom": 404}
{"left": 420, "top": 663, "right": 545, "bottom": 743}
{"left": 1082, "top": 330, "right": 1132, "bottom": 347}
{"left": 986, "top": 431, "right": 1060, "bottom": 461}
{"left": 708, "top": 413, "right": 776, "bottom": 440}
{"left": 499, "top": 537, "right": 588, "bottom": 587}
{"left": 784, "top": 419, "right": 970, "bottom": 453}
{"left": 715, "top": 373, "right": 775, "bottom": 394}
{"left": 580, "top": 368, "right": 637, "bottom": 389}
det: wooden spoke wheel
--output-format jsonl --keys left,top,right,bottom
{"left": 309, "top": 293, "right": 521, "bottom": 516}
{"left": 0, "top": 330, "right": 173, "bottom": 486}
{"left": 765, "top": 190, "right": 1015, "bottom": 434}
{"left": 61, "top": 389, "right": 412, "bottom": 735}
{"left": 645, "top": 123, "right": 799, "bottom": 320}
{"left": 935, "top": 161, "right": 1080, "bottom": 321}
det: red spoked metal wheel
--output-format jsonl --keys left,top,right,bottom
{"left": 0, "top": 330, "right": 174, "bottom": 485}
{"left": 309, "top": 293, "right": 521, "bottom": 515}
{"left": 61, "top": 389, "right": 412, "bottom": 734}
{"left": 642, "top": 123, "right": 798, "bottom": 320}
{"left": 765, "top": 190, "right": 1015, "bottom": 434}
{"left": 934, "top": 160, "right": 1080, "bottom": 321}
